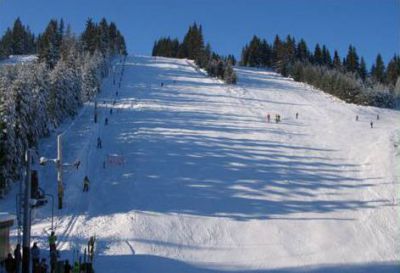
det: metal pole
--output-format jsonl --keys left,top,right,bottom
{"left": 45, "top": 194, "right": 54, "bottom": 230}
{"left": 16, "top": 194, "right": 22, "bottom": 245}
{"left": 94, "top": 100, "right": 98, "bottom": 123}
{"left": 22, "top": 149, "right": 32, "bottom": 273}
{"left": 57, "top": 135, "right": 63, "bottom": 209}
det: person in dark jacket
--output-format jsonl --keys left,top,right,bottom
{"left": 4, "top": 253, "right": 16, "bottom": 273}
{"left": 83, "top": 176, "right": 90, "bottom": 192}
{"left": 97, "top": 137, "right": 102, "bottom": 149}
{"left": 31, "top": 242, "right": 41, "bottom": 272}
{"left": 13, "top": 244, "right": 21, "bottom": 273}
{"left": 48, "top": 231, "right": 57, "bottom": 252}
{"left": 50, "top": 250, "right": 57, "bottom": 273}
{"left": 64, "top": 260, "right": 72, "bottom": 273}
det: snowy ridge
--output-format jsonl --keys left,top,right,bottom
{"left": 0, "top": 54, "right": 38, "bottom": 65}
{"left": 2, "top": 55, "right": 399, "bottom": 273}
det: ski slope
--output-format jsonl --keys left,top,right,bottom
{"left": 3, "top": 55, "right": 400, "bottom": 272}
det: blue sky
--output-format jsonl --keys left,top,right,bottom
{"left": 0, "top": 0, "right": 398, "bottom": 67}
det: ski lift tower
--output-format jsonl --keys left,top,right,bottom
{"left": 40, "top": 134, "right": 64, "bottom": 210}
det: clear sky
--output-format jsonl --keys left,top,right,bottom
{"left": 0, "top": 0, "right": 398, "bottom": 67}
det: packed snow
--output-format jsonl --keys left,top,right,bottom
{"left": 1, "top": 55, "right": 399, "bottom": 272}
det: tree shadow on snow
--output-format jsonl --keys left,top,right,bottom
{"left": 95, "top": 254, "right": 400, "bottom": 273}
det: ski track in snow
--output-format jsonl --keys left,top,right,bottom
{"left": 2, "top": 56, "right": 400, "bottom": 273}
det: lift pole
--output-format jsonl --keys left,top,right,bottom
{"left": 57, "top": 135, "right": 64, "bottom": 209}
{"left": 22, "top": 149, "right": 32, "bottom": 273}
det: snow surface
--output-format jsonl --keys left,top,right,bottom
{"left": 1, "top": 55, "right": 400, "bottom": 272}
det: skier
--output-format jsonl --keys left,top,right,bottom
{"left": 377, "top": 114, "right": 379, "bottom": 120}
{"left": 73, "top": 160, "right": 81, "bottom": 170}
{"left": 356, "top": 115, "right": 359, "bottom": 121}
{"left": 275, "top": 114, "right": 278, "bottom": 123}
{"left": 83, "top": 176, "right": 90, "bottom": 192}
{"left": 97, "top": 137, "right": 102, "bottom": 149}
{"left": 266, "top": 114, "right": 270, "bottom": 123}
{"left": 31, "top": 242, "right": 41, "bottom": 270}
{"left": 295, "top": 112, "right": 299, "bottom": 119}
{"left": 50, "top": 250, "right": 57, "bottom": 273}
{"left": 161, "top": 82, "right": 164, "bottom": 87}
{"left": 370, "top": 121, "right": 373, "bottom": 128}
{"left": 110, "top": 108, "right": 113, "bottom": 115}
{"left": 4, "top": 253, "right": 16, "bottom": 273}
{"left": 14, "top": 244, "right": 21, "bottom": 273}
{"left": 72, "top": 262, "right": 79, "bottom": 273}
{"left": 105, "top": 118, "right": 108, "bottom": 125}
{"left": 88, "top": 236, "right": 95, "bottom": 259}
{"left": 64, "top": 260, "right": 72, "bottom": 273}
{"left": 48, "top": 232, "right": 57, "bottom": 252}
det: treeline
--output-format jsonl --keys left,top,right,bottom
{"left": 0, "top": 18, "right": 36, "bottom": 57}
{"left": 240, "top": 35, "right": 400, "bottom": 107}
{"left": 0, "top": 18, "right": 127, "bottom": 193}
{"left": 152, "top": 23, "right": 237, "bottom": 84}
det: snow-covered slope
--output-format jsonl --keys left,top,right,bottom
{"left": 2, "top": 56, "right": 399, "bottom": 272}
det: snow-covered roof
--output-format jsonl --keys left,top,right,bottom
{"left": 0, "top": 213, "right": 15, "bottom": 226}
{"left": 0, "top": 55, "right": 38, "bottom": 66}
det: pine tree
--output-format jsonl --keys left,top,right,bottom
{"left": 272, "top": 35, "right": 283, "bottom": 67}
{"left": 333, "top": 50, "right": 341, "bottom": 70}
{"left": 371, "top": 54, "right": 385, "bottom": 83}
{"left": 296, "top": 39, "right": 309, "bottom": 62}
{"left": 321, "top": 45, "right": 332, "bottom": 67}
{"left": 394, "top": 77, "right": 400, "bottom": 101}
{"left": 38, "top": 19, "right": 62, "bottom": 68}
{"left": 247, "top": 35, "right": 262, "bottom": 66}
{"left": 285, "top": 35, "right": 296, "bottom": 64}
{"left": 108, "top": 22, "right": 117, "bottom": 54}
{"left": 223, "top": 62, "right": 237, "bottom": 84}
{"left": 98, "top": 18, "right": 110, "bottom": 56}
{"left": 358, "top": 57, "right": 367, "bottom": 80}
{"left": 385, "top": 55, "right": 400, "bottom": 87}
{"left": 0, "top": 29, "right": 13, "bottom": 57}
{"left": 226, "top": 54, "right": 236, "bottom": 66}
{"left": 81, "top": 18, "right": 98, "bottom": 55}
{"left": 11, "top": 18, "right": 27, "bottom": 55}
{"left": 344, "top": 45, "right": 359, "bottom": 73}
{"left": 313, "top": 44, "right": 323, "bottom": 65}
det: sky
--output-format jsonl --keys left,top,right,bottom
{"left": 0, "top": 0, "right": 398, "bottom": 67}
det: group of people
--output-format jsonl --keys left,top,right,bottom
{"left": 3, "top": 244, "right": 21, "bottom": 273}
{"left": 2, "top": 232, "right": 83, "bottom": 273}
{"left": 355, "top": 114, "right": 380, "bottom": 128}
{"left": 266, "top": 113, "right": 283, "bottom": 123}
